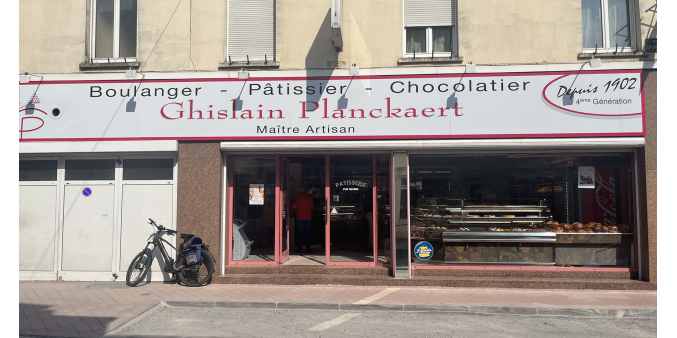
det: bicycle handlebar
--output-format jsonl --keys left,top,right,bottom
{"left": 148, "top": 218, "right": 175, "bottom": 235}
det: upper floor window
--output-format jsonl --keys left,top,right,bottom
{"left": 227, "top": 0, "right": 276, "bottom": 63}
{"left": 403, "top": 0, "right": 457, "bottom": 58}
{"left": 582, "top": 0, "right": 635, "bottom": 52}
{"left": 91, "top": 0, "right": 137, "bottom": 61}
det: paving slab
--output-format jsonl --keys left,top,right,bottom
{"left": 19, "top": 281, "right": 657, "bottom": 337}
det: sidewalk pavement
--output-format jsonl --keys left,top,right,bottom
{"left": 19, "top": 281, "right": 657, "bottom": 337}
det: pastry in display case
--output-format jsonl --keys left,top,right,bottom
{"left": 411, "top": 198, "right": 554, "bottom": 238}
{"left": 549, "top": 220, "right": 631, "bottom": 233}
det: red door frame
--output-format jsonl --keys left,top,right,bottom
{"left": 227, "top": 153, "right": 393, "bottom": 267}
{"left": 279, "top": 157, "right": 291, "bottom": 263}
{"left": 325, "top": 154, "right": 380, "bottom": 266}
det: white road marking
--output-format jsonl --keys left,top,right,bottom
{"left": 353, "top": 288, "right": 399, "bottom": 304}
{"left": 307, "top": 312, "right": 362, "bottom": 332}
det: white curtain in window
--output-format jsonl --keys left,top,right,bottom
{"left": 432, "top": 27, "right": 452, "bottom": 53}
{"left": 608, "top": 0, "right": 631, "bottom": 48}
{"left": 581, "top": 0, "right": 604, "bottom": 49}
{"left": 406, "top": 28, "right": 426, "bottom": 53}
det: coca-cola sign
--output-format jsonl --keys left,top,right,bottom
{"left": 581, "top": 167, "right": 631, "bottom": 226}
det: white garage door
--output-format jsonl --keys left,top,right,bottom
{"left": 19, "top": 185, "right": 58, "bottom": 271}
{"left": 61, "top": 184, "right": 116, "bottom": 272}
{"left": 119, "top": 184, "right": 174, "bottom": 280}
{"left": 118, "top": 158, "right": 176, "bottom": 282}
{"left": 19, "top": 157, "right": 177, "bottom": 281}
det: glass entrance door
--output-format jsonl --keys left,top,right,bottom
{"left": 328, "top": 155, "right": 375, "bottom": 264}
{"left": 280, "top": 157, "right": 290, "bottom": 263}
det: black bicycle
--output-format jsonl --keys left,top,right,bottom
{"left": 126, "top": 218, "right": 214, "bottom": 287}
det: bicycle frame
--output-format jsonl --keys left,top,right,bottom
{"left": 145, "top": 231, "right": 179, "bottom": 272}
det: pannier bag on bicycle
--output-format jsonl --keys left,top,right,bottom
{"left": 183, "top": 235, "right": 203, "bottom": 266}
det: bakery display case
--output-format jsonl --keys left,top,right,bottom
{"left": 552, "top": 222, "right": 634, "bottom": 267}
{"left": 411, "top": 199, "right": 557, "bottom": 265}
{"left": 410, "top": 199, "right": 634, "bottom": 266}
{"left": 411, "top": 198, "right": 554, "bottom": 240}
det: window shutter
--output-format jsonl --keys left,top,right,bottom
{"left": 404, "top": 0, "right": 455, "bottom": 27}
{"left": 228, "top": 0, "right": 275, "bottom": 62}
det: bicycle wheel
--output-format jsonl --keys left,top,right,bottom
{"left": 177, "top": 250, "right": 214, "bottom": 287}
{"left": 126, "top": 249, "right": 152, "bottom": 287}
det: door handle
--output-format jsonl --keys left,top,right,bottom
{"left": 325, "top": 198, "right": 329, "bottom": 225}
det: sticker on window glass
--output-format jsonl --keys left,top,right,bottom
{"left": 578, "top": 166, "right": 595, "bottom": 189}
{"left": 414, "top": 241, "right": 433, "bottom": 260}
{"left": 249, "top": 184, "right": 264, "bottom": 205}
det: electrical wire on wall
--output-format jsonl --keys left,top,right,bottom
{"left": 134, "top": 0, "right": 184, "bottom": 96}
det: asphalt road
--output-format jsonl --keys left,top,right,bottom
{"left": 105, "top": 307, "right": 656, "bottom": 338}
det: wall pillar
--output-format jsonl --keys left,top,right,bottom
{"left": 640, "top": 70, "right": 657, "bottom": 283}
{"left": 177, "top": 142, "right": 223, "bottom": 275}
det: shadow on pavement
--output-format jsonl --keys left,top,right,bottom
{"left": 20, "top": 302, "right": 116, "bottom": 337}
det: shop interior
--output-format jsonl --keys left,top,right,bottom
{"left": 408, "top": 153, "right": 635, "bottom": 267}
{"left": 230, "top": 154, "right": 391, "bottom": 265}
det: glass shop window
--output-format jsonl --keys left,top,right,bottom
{"left": 409, "top": 154, "right": 635, "bottom": 267}
{"left": 123, "top": 159, "right": 174, "bottom": 180}
{"left": 19, "top": 160, "right": 58, "bottom": 181}
{"left": 231, "top": 157, "right": 277, "bottom": 261}
{"left": 65, "top": 159, "right": 116, "bottom": 181}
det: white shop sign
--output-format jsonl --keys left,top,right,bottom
{"left": 18, "top": 70, "right": 644, "bottom": 141}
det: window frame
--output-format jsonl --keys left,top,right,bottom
{"left": 403, "top": 26, "right": 456, "bottom": 58}
{"left": 582, "top": 0, "right": 637, "bottom": 53}
{"left": 90, "top": 0, "right": 138, "bottom": 63}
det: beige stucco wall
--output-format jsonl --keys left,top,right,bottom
{"left": 456, "top": 0, "right": 582, "bottom": 64}
{"left": 19, "top": 0, "right": 227, "bottom": 74}
{"left": 276, "top": 0, "right": 402, "bottom": 70}
{"left": 19, "top": 0, "right": 87, "bottom": 74}
{"left": 137, "top": 0, "right": 226, "bottom": 72}
{"left": 19, "top": 0, "right": 656, "bottom": 74}
{"left": 341, "top": 0, "right": 402, "bottom": 69}
{"left": 276, "top": 0, "right": 337, "bottom": 69}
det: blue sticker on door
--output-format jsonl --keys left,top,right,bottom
{"left": 414, "top": 241, "right": 433, "bottom": 260}
{"left": 82, "top": 187, "right": 92, "bottom": 197}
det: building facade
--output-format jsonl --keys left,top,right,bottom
{"left": 19, "top": 0, "right": 657, "bottom": 287}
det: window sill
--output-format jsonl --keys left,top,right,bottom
{"left": 218, "top": 61, "right": 280, "bottom": 70}
{"left": 398, "top": 56, "right": 463, "bottom": 65}
{"left": 577, "top": 51, "right": 651, "bottom": 59}
{"left": 79, "top": 61, "right": 140, "bottom": 70}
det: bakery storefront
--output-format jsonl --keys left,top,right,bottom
{"left": 409, "top": 153, "right": 637, "bottom": 268}
{"left": 19, "top": 66, "right": 650, "bottom": 281}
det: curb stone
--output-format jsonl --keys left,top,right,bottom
{"left": 97, "top": 302, "right": 163, "bottom": 337}
{"left": 164, "top": 300, "right": 657, "bottom": 318}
